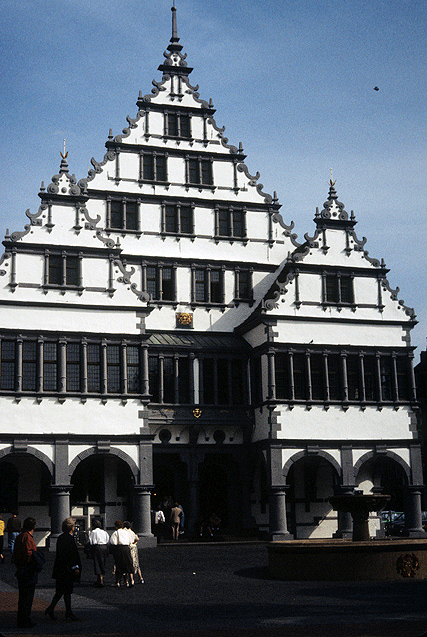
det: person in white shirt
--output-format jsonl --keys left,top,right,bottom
{"left": 88, "top": 519, "right": 109, "bottom": 588}
{"left": 123, "top": 521, "right": 144, "bottom": 584}
{"left": 109, "top": 520, "right": 134, "bottom": 587}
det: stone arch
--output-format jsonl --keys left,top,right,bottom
{"left": 354, "top": 450, "right": 410, "bottom": 483}
{"left": 282, "top": 450, "right": 342, "bottom": 481}
{"left": 0, "top": 445, "right": 54, "bottom": 478}
{"left": 68, "top": 447, "right": 138, "bottom": 480}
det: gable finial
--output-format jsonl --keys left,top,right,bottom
{"left": 171, "top": 0, "right": 179, "bottom": 42}
{"left": 59, "top": 139, "right": 69, "bottom": 174}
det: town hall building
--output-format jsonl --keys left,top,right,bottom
{"left": 0, "top": 4, "right": 424, "bottom": 546}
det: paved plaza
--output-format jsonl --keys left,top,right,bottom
{"left": 0, "top": 542, "right": 427, "bottom": 637}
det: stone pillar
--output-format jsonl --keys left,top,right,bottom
{"left": 133, "top": 485, "right": 156, "bottom": 545}
{"left": 404, "top": 486, "right": 425, "bottom": 537}
{"left": 333, "top": 446, "right": 355, "bottom": 539}
{"left": 49, "top": 485, "right": 71, "bottom": 549}
{"left": 269, "top": 486, "right": 292, "bottom": 541}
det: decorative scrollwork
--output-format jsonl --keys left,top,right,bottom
{"left": 95, "top": 230, "right": 116, "bottom": 249}
{"left": 113, "top": 259, "right": 150, "bottom": 302}
{"left": 82, "top": 205, "right": 101, "bottom": 230}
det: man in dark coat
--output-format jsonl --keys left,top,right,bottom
{"left": 13, "top": 517, "right": 38, "bottom": 628}
{"left": 45, "top": 517, "right": 82, "bottom": 621}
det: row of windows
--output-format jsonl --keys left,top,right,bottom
{"left": 0, "top": 339, "right": 247, "bottom": 405}
{"left": 45, "top": 256, "right": 253, "bottom": 303}
{"left": 106, "top": 200, "right": 246, "bottom": 237}
{"left": 273, "top": 352, "right": 414, "bottom": 403}
{"left": 130, "top": 151, "right": 214, "bottom": 187}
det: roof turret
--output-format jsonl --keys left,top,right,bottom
{"left": 158, "top": 1, "right": 193, "bottom": 76}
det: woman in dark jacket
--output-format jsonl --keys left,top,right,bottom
{"left": 45, "top": 517, "right": 82, "bottom": 621}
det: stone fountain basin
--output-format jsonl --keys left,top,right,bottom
{"left": 268, "top": 538, "right": 427, "bottom": 581}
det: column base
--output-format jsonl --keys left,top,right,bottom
{"left": 270, "top": 532, "right": 293, "bottom": 542}
{"left": 402, "top": 529, "right": 427, "bottom": 538}
{"left": 137, "top": 534, "right": 157, "bottom": 548}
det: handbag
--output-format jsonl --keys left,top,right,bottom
{"left": 30, "top": 550, "right": 46, "bottom": 572}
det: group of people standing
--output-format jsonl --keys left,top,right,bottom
{"left": 4, "top": 513, "right": 143, "bottom": 628}
{"left": 153, "top": 498, "right": 184, "bottom": 542}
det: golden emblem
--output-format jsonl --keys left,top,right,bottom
{"left": 396, "top": 553, "right": 420, "bottom": 578}
{"left": 176, "top": 312, "right": 193, "bottom": 326}
{"left": 193, "top": 408, "right": 202, "bottom": 419}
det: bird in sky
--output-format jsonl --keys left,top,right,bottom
{"left": 373, "top": 86, "right": 379, "bottom": 91}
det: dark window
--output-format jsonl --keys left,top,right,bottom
{"left": 48, "top": 255, "right": 79, "bottom": 287}
{"left": 217, "top": 359, "right": 229, "bottom": 404}
{"left": 22, "top": 341, "right": 37, "bottom": 391}
{"left": 364, "top": 356, "right": 377, "bottom": 401}
{"left": 328, "top": 354, "right": 341, "bottom": 400}
{"left": 275, "top": 353, "right": 290, "bottom": 399}
{"left": 231, "top": 359, "right": 244, "bottom": 404}
{"left": 144, "top": 265, "right": 175, "bottom": 301}
{"left": 236, "top": 270, "right": 251, "bottom": 301}
{"left": 210, "top": 270, "right": 222, "bottom": 303}
{"left": 109, "top": 200, "right": 139, "bottom": 231}
{"left": 202, "top": 358, "right": 215, "bottom": 404}
{"left": 166, "top": 113, "right": 191, "bottom": 138}
{"left": 0, "top": 341, "right": 15, "bottom": 390}
{"left": 142, "top": 154, "right": 167, "bottom": 182}
{"left": 164, "top": 204, "right": 193, "bottom": 235}
{"left": 217, "top": 207, "right": 245, "bottom": 238}
{"left": 325, "top": 274, "right": 354, "bottom": 304}
{"left": 250, "top": 357, "right": 262, "bottom": 404}
{"left": 87, "top": 344, "right": 101, "bottom": 393}
{"left": 310, "top": 354, "right": 324, "bottom": 400}
{"left": 195, "top": 269, "right": 206, "bottom": 302}
{"left": 148, "top": 356, "right": 159, "bottom": 402}
{"left": 66, "top": 343, "right": 81, "bottom": 392}
{"left": 346, "top": 355, "right": 360, "bottom": 400}
{"left": 396, "top": 357, "right": 410, "bottom": 401}
{"left": 43, "top": 342, "right": 57, "bottom": 391}
{"left": 187, "top": 158, "right": 213, "bottom": 185}
{"left": 163, "top": 357, "right": 174, "bottom": 403}
{"left": 126, "top": 346, "right": 140, "bottom": 393}
{"left": 380, "top": 356, "right": 393, "bottom": 401}
{"left": 107, "top": 345, "right": 121, "bottom": 393}
{"left": 293, "top": 354, "right": 307, "bottom": 400}
{"left": 178, "top": 357, "right": 190, "bottom": 403}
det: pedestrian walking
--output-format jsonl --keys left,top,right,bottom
{"left": 0, "top": 514, "right": 4, "bottom": 563}
{"left": 45, "top": 517, "right": 82, "bottom": 621}
{"left": 13, "top": 517, "right": 40, "bottom": 628}
{"left": 153, "top": 506, "right": 166, "bottom": 543}
{"left": 123, "top": 521, "right": 144, "bottom": 584}
{"left": 170, "top": 502, "right": 183, "bottom": 541}
{"left": 109, "top": 520, "right": 134, "bottom": 587}
{"left": 6, "top": 510, "right": 21, "bottom": 555}
{"left": 89, "top": 518, "right": 109, "bottom": 588}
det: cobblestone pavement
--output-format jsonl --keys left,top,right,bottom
{"left": 0, "top": 542, "right": 427, "bottom": 637}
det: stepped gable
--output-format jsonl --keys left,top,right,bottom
{"left": 245, "top": 181, "right": 416, "bottom": 320}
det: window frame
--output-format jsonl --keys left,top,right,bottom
{"left": 192, "top": 266, "right": 225, "bottom": 306}
{"left": 45, "top": 252, "right": 81, "bottom": 289}
{"left": 140, "top": 151, "right": 168, "bottom": 183}
{"left": 142, "top": 263, "right": 176, "bottom": 303}
{"left": 165, "top": 112, "right": 192, "bottom": 139}
{"left": 107, "top": 198, "right": 140, "bottom": 232}
{"left": 323, "top": 271, "right": 355, "bottom": 305}
{"left": 215, "top": 206, "right": 246, "bottom": 240}
{"left": 161, "top": 202, "right": 194, "bottom": 236}
{"left": 186, "top": 156, "right": 214, "bottom": 187}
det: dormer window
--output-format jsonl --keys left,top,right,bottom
{"left": 165, "top": 112, "right": 191, "bottom": 138}
{"left": 108, "top": 199, "right": 139, "bottom": 231}
{"left": 324, "top": 272, "right": 354, "bottom": 304}
{"left": 187, "top": 157, "right": 213, "bottom": 186}
{"left": 141, "top": 152, "right": 167, "bottom": 182}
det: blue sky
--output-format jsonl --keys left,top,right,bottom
{"left": 0, "top": 0, "right": 426, "bottom": 354}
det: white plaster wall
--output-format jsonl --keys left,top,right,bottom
{"left": 273, "top": 405, "right": 413, "bottom": 441}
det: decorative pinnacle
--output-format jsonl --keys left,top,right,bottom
{"left": 59, "top": 139, "right": 69, "bottom": 174}
{"left": 171, "top": 0, "right": 179, "bottom": 42}
{"left": 328, "top": 169, "right": 337, "bottom": 199}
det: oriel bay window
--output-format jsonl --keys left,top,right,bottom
{"left": 108, "top": 198, "right": 139, "bottom": 231}
{"left": 162, "top": 202, "right": 194, "bottom": 235}
{"left": 142, "top": 264, "right": 175, "bottom": 302}
{"left": 147, "top": 354, "right": 190, "bottom": 404}
{"left": 200, "top": 356, "right": 246, "bottom": 405}
{"left": 47, "top": 253, "right": 80, "bottom": 287}
{"left": 192, "top": 267, "right": 224, "bottom": 304}
{"left": 187, "top": 156, "right": 213, "bottom": 186}
{"left": 323, "top": 272, "right": 354, "bottom": 304}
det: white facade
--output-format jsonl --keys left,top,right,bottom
{"left": 0, "top": 6, "right": 423, "bottom": 545}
